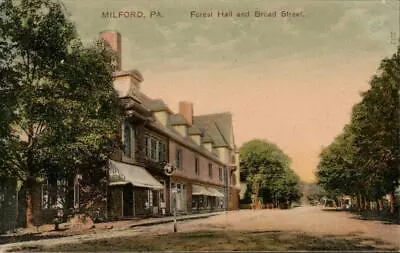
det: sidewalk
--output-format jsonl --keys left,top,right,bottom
{"left": 128, "top": 211, "right": 226, "bottom": 228}
{"left": 0, "top": 211, "right": 226, "bottom": 251}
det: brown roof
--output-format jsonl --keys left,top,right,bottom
{"left": 193, "top": 113, "right": 233, "bottom": 148}
{"left": 169, "top": 114, "right": 189, "bottom": 126}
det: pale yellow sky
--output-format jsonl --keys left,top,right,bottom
{"left": 62, "top": 0, "right": 399, "bottom": 182}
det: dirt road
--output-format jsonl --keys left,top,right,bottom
{"left": 2, "top": 206, "right": 399, "bottom": 251}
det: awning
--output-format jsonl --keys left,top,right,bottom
{"left": 192, "top": 185, "right": 224, "bottom": 197}
{"left": 206, "top": 187, "right": 224, "bottom": 197}
{"left": 192, "top": 184, "right": 213, "bottom": 196}
{"left": 108, "top": 160, "right": 164, "bottom": 190}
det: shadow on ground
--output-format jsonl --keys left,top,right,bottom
{"left": 9, "top": 230, "right": 398, "bottom": 252}
{"left": 321, "top": 208, "right": 400, "bottom": 225}
{"left": 349, "top": 210, "right": 400, "bottom": 225}
{"left": 0, "top": 233, "right": 65, "bottom": 245}
{"left": 321, "top": 208, "right": 348, "bottom": 212}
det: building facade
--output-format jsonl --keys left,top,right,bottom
{"left": 0, "top": 29, "right": 242, "bottom": 233}
{"left": 101, "top": 30, "right": 241, "bottom": 218}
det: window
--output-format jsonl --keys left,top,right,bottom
{"left": 146, "top": 135, "right": 166, "bottom": 162}
{"left": 123, "top": 121, "right": 132, "bottom": 157}
{"left": 159, "top": 180, "right": 165, "bottom": 203}
{"left": 231, "top": 155, "right": 235, "bottom": 164}
{"left": 208, "top": 163, "right": 213, "bottom": 178}
{"left": 195, "top": 157, "right": 200, "bottom": 175}
{"left": 147, "top": 189, "right": 153, "bottom": 208}
{"left": 150, "top": 138, "right": 158, "bottom": 161}
{"left": 176, "top": 148, "right": 183, "bottom": 169}
{"left": 219, "top": 167, "right": 223, "bottom": 181}
{"left": 159, "top": 142, "right": 166, "bottom": 162}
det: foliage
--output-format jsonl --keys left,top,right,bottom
{"left": 240, "top": 139, "right": 302, "bottom": 206}
{"left": 316, "top": 46, "right": 400, "bottom": 210}
{"left": 0, "top": 0, "right": 123, "bottom": 226}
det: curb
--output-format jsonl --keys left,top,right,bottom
{"left": 129, "top": 212, "right": 224, "bottom": 228}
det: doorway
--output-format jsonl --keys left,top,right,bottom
{"left": 123, "top": 184, "right": 133, "bottom": 217}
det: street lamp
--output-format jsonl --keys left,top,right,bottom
{"left": 164, "top": 162, "right": 177, "bottom": 232}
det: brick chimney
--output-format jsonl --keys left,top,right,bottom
{"left": 179, "top": 101, "right": 193, "bottom": 126}
{"left": 99, "top": 30, "right": 122, "bottom": 70}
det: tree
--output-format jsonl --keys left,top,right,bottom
{"left": 316, "top": 46, "right": 400, "bottom": 215}
{"left": 350, "top": 46, "right": 400, "bottom": 213}
{"left": 0, "top": 0, "right": 123, "bottom": 227}
{"left": 240, "top": 139, "right": 301, "bottom": 208}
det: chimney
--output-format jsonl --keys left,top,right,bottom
{"left": 179, "top": 101, "right": 193, "bottom": 126}
{"left": 99, "top": 30, "right": 122, "bottom": 70}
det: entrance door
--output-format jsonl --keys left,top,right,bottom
{"left": 176, "top": 184, "right": 182, "bottom": 210}
{"left": 123, "top": 184, "right": 133, "bottom": 216}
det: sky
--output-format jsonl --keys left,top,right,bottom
{"left": 61, "top": 0, "right": 399, "bottom": 182}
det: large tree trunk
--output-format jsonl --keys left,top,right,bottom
{"left": 25, "top": 177, "right": 35, "bottom": 228}
{"left": 363, "top": 197, "right": 369, "bottom": 211}
{"left": 360, "top": 195, "right": 365, "bottom": 210}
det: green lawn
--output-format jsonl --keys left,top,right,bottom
{"left": 10, "top": 230, "right": 397, "bottom": 251}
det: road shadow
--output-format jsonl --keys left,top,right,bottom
{"left": 321, "top": 208, "right": 348, "bottom": 212}
{"left": 321, "top": 208, "right": 399, "bottom": 225}
{"left": 9, "top": 230, "right": 398, "bottom": 252}
{"left": 0, "top": 232, "right": 66, "bottom": 245}
{"left": 349, "top": 210, "right": 399, "bottom": 225}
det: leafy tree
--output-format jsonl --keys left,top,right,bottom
{"left": 351, "top": 46, "right": 400, "bottom": 213}
{"left": 240, "top": 139, "right": 301, "bottom": 208}
{"left": 316, "top": 46, "right": 400, "bottom": 214}
{"left": 0, "top": 0, "right": 123, "bottom": 227}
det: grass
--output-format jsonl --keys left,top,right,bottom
{"left": 9, "top": 230, "right": 398, "bottom": 252}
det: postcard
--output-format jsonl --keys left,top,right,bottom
{"left": 0, "top": 0, "right": 399, "bottom": 251}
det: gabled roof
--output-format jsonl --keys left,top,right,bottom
{"left": 146, "top": 99, "right": 173, "bottom": 113}
{"left": 147, "top": 119, "right": 222, "bottom": 164}
{"left": 135, "top": 91, "right": 221, "bottom": 163}
{"left": 201, "top": 131, "right": 214, "bottom": 144}
{"left": 169, "top": 114, "right": 189, "bottom": 126}
{"left": 193, "top": 112, "right": 233, "bottom": 148}
{"left": 188, "top": 124, "right": 202, "bottom": 135}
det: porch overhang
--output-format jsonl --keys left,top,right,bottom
{"left": 109, "top": 160, "right": 163, "bottom": 190}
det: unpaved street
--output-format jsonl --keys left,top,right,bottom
{"left": 2, "top": 206, "right": 399, "bottom": 251}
